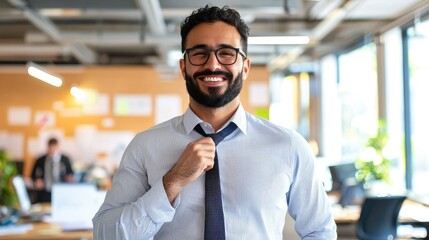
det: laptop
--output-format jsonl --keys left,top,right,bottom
{"left": 51, "top": 183, "right": 105, "bottom": 231}
{"left": 12, "top": 175, "right": 51, "bottom": 220}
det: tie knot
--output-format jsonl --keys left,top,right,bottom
{"left": 194, "top": 122, "right": 237, "bottom": 146}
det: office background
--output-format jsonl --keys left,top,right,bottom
{"left": 1, "top": 0, "right": 429, "bottom": 239}
{"left": 0, "top": 65, "right": 270, "bottom": 177}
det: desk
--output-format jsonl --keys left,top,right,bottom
{"left": 0, "top": 202, "right": 92, "bottom": 240}
{"left": 333, "top": 199, "right": 429, "bottom": 224}
{"left": 333, "top": 199, "right": 429, "bottom": 239}
{"left": 0, "top": 221, "right": 93, "bottom": 240}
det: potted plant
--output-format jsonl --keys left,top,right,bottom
{"left": 355, "top": 120, "right": 391, "bottom": 193}
{"left": 0, "top": 150, "right": 18, "bottom": 207}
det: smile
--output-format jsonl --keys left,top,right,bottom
{"left": 202, "top": 76, "right": 224, "bottom": 82}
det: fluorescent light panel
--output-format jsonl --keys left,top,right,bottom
{"left": 70, "top": 86, "right": 86, "bottom": 99}
{"left": 248, "top": 36, "right": 310, "bottom": 45}
{"left": 26, "top": 62, "right": 63, "bottom": 87}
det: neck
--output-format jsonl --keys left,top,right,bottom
{"left": 190, "top": 98, "right": 240, "bottom": 131}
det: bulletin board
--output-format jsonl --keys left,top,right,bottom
{"left": 0, "top": 65, "right": 270, "bottom": 176}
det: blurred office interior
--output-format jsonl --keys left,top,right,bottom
{"left": 1, "top": 0, "right": 429, "bottom": 239}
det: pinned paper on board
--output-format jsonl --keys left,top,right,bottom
{"left": 7, "top": 106, "right": 32, "bottom": 126}
{"left": 8, "top": 133, "right": 24, "bottom": 160}
{"left": 113, "top": 94, "right": 152, "bottom": 116}
{"left": 0, "top": 131, "right": 24, "bottom": 160}
{"left": 34, "top": 111, "right": 56, "bottom": 127}
{"left": 82, "top": 92, "right": 110, "bottom": 115}
{"left": 155, "top": 95, "right": 182, "bottom": 124}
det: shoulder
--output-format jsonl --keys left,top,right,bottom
{"left": 60, "top": 154, "right": 72, "bottom": 162}
{"left": 120, "top": 116, "right": 185, "bottom": 167}
{"left": 245, "top": 112, "right": 310, "bottom": 151}
{"left": 34, "top": 155, "right": 47, "bottom": 164}
{"left": 128, "top": 115, "right": 184, "bottom": 148}
{"left": 246, "top": 113, "right": 297, "bottom": 138}
{"left": 138, "top": 115, "right": 182, "bottom": 138}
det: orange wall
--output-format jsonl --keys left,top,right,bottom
{"left": 0, "top": 65, "right": 270, "bottom": 176}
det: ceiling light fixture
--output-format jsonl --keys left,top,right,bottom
{"left": 248, "top": 36, "right": 310, "bottom": 45}
{"left": 70, "top": 86, "right": 86, "bottom": 99}
{"left": 26, "top": 62, "right": 63, "bottom": 87}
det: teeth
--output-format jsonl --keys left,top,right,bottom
{"left": 203, "top": 77, "right": 223, "bottom": 82}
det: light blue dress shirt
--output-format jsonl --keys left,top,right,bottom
{"left": 93, "top": 105, "right": 337, "bottom": 239}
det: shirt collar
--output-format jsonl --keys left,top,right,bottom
{"left": 183, "top": 104, "right": 247, "bottom": 135}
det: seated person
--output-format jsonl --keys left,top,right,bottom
{"left": 31, "top": 137, "right": 74, "bottom": 203}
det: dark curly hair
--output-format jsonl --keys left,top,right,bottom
{"left": 180, "top": 5, "right": 249, "bottom": 54}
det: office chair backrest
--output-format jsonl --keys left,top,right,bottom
{"left": 329, "top": 162, "right": 357, "bottom": 192}
{"left": 339, "top": 180, "right": 365, "bottom": 207}
{"left": 356, "top": 195, "right": 406, "bottom": 240}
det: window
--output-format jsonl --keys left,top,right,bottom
{"left": 405, "top": 17, "right": 429, "bottom": 194}
{"left": 337, "top": 43, "right": 379, "bottom": 162}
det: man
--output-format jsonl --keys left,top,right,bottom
{"left": 31, "top": 137, "right": 74, "bottom": 202}
{"left": 93, "top": 5, "right": 336, "bottom": 239}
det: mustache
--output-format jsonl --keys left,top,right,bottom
{"left": 193, "top": 70, "right": 232, "bottom": 80}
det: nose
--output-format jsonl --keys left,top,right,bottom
{"left": 204, "top": 51, "right": 222, "bottom": 71}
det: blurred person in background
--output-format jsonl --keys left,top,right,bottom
{"left": 31, "top": 137, "right": 74, "bottom": 203}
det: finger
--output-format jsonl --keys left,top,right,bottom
{"left": 188, "top": 139, "right": 216, "bottom": 156}
{"left": 204, "top": 160, "right": 214, "bottom": 171}
{"left": 194, "top": 136, "right": 215, "bottom": 146}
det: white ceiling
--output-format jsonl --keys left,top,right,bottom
{"left": 0, "top": 0, "right": 427, "bottom": 72}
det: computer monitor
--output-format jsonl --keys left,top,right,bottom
{"left": 12, "top": 175, "right": 32, "bottom": 214}
{"left": 12, "top": 175, "right": 50, "bottom": 219}
{"left": 51, "top": 183, "right": 105, "bottom": 231}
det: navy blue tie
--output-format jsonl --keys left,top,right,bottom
{"left": 194, "top": 122, "right": 237, "bottom": 240}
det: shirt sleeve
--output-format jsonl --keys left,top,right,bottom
{"left": 287, "top": 132, "right": 337, "bottom": 240}
{"left": 92, "top": 137, "right": 180, "bottom": 240}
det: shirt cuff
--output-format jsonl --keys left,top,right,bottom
{"left": 143, "top": 178, "right": 180, "bottom": 223}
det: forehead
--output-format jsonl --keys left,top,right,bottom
{"left": 185, "top": 21, "right": 242, "bottom": 48}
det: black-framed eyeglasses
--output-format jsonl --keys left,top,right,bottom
{"left": 183, "top": 46, "right": 247, "bottom": 66}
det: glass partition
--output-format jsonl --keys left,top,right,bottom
{"left": 405, "top": 17, "right": 429, "bottom": 195}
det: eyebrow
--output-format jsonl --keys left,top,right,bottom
{"left": 187, "top": 43, "right": 238, "bottom": 49}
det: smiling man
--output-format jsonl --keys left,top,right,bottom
{"left": 93, "top": 5, "right": 336, "bottom": 240}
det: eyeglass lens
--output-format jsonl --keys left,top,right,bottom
{"left": 187, "top": 47, "right": 239, "bottom": 66}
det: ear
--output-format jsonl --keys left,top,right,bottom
{"left": 179, "top": 58, "right": 186, "bottom": 79}
{"left": 242, "top": 57, "right": 251, "bottom": 80}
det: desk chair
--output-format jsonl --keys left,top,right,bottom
{"left": 329, "top": 162, "right": 357, "bottom": 192}
{"left": 339, "top": 179, "right": 365, "bottom": 207}
{"left": 356, "top": 195, "right": 406, "bottom": 240}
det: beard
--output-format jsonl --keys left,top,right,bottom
{"left": 185, "top": 69, "right": 243, "bottom": 108}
